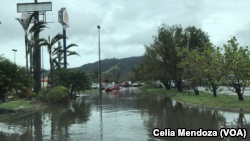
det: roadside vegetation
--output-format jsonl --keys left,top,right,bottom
{"left": 0, "top": 99, "right": 46, "bottom": 121}
{"left": 131, "top": 24, "right": 250, "bottom": 101}
{"left": 0, "top": 13, "right": 92, "bottom": 119}
{"left": 0, "top": 99, "right": 36, "bottom": 110}
{"left": 146, "top": 88, "right": 250, "bottom": 110}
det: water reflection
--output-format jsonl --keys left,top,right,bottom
{"left": 100, "top": 91, "right": 103, "bottom": 141}
{"left": 0, "top": 87, "right": 249, "bottom": 141}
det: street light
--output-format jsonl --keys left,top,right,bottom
{"left": 97, "top": 25, "right": 101, "bottom": 93}
{"left": 12, "top": 49, "right": 17, "bottom": 64}
{"left": 97, "top": 26, "right": 103, "bottom": 138}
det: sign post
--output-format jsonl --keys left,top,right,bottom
{"left": 17, "top": 1, "right": 52, "bottom": 92}
{"left": 58, "top": 8, "right": 69, "bottom": 69}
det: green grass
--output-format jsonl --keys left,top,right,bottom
{"left": 146, "top": 88, "right": 250, "bottom": 109}
{"left": 0, "top": 100, "right": 36, "bottom": 110}
{"left": 0, "top": 99, "right": 47, "bottom": 121}
{"left": 84, "top": 89, "right": 99, "bottom": 94}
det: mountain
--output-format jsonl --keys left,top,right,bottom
{"left": 70, "top": 56, "right": 144, "bottom": 79}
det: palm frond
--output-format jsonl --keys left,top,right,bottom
{"left": 67, "top": 51, "right": 80, "bottom": 57}
{"left": 66, "top": 43, "right": 78, "bottom": 50}
{"left": 28, "top": 22, "right": 47, "bottom": 35}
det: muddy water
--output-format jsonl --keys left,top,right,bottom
{"left": 0, "top": 87, "right": 249, "bottom": 141}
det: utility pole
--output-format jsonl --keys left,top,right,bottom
{"left": 97, "top": 25, "right": 102, "bottom": 93}
{"left": 113, "top": 58, "right": 115, "bottom": 83}
{"left": 33, "top": 0, "right": 41, "bottom": 93}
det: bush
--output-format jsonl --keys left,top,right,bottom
{"left": 38, "top": 86, "right": 70, "bottom": 103}
{"left": 140, "top": 81, "right": 155, "bottom": 92}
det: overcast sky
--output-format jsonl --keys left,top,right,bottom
{"left": 0, "top": 0, "right": 250, "bottom": 69}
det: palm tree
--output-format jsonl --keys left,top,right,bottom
{"left": 26, "top": 36, "right": 46, "bottom": 74}
{"left": 52, "top": 41, "right": 80, "bottom": 70}
{"left": 65, "top": 43, "right": 80, "bottom": 57}
{"left": 41, "top": 34, "right": 64, "bottom": 87}
{"left": 0, "top": 56, "right": 32, "bottom": 101}
{"left": 16, "top": 14, "right": 47, "bottom": 74}
{"left": 52, "top": 41, "right": 80, "bottom": 87}
{"left": 52, "top": 41, "right": 64, "bottom": 71}
{"left": 16, "top": 14, "right": 34, "bottom": 73}
{"left": 28, "top": 21, "right": 47, "bottom": 75}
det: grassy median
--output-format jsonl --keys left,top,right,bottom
{"left": 0, "top": 99, "right": 35, "bottom": 110}
{"left": 0, "top": 99, "right": 46, "bottom": 121}
{"left": 146, "top": 88, "right": 250, "bottom": 109}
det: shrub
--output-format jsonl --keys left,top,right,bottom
{"left": 38, "top": 86, "right": 69, "bottom": 103}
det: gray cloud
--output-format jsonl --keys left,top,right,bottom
{"left": 1, "top": 0, "right": 250, "bottom": 69}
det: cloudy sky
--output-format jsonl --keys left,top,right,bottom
{"left": 0, "top": 0, "right": 250, "bottom": 69}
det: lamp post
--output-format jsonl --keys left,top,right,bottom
{"left": 97, "top": 26, "right": 103, "bottom": 139}
{"left": 12, "top": 49, "right": 17, "bottom": 64}
{"left": 97, "top": 25, "right": 101, "bottom": 93}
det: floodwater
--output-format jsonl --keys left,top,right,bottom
{"left": 0, "top": 87, "right": 249, "bottom": 141}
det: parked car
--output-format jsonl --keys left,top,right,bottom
{"left": 91, "top": 83, "right": 98, "bottom": 89}
{"left": 122, "top": 82, "right": 130, "bottom": 87}
{"left": 105, "top": 84, "right": 120, "bottom": 92}
{"left": 105, "top": 86, "right": 113, "bottom": 92}
{"left": 111, "top": 84, "right": 120, "bottom": 90}
{"left": 131, "top": 82, "right": 140, "bottom": 87}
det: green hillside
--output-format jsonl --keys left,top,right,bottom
{"left": 70, "top": 56, "right": 143, "bottom": 79}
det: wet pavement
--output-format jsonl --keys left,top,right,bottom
{"left": 0, "top": 87, "right": 249, "bottom": 141}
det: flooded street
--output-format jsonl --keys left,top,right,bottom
{"left": 0, "top": 87, "right": 250, "bottom": 141}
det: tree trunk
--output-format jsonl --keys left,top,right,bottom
{"left": 237, "top": 93, "right": 244, "bottom": 101}
{"left": 29, "top": 48, "right": 33, "bottom": 74}
{"left": 233, "top": 83, "right": 244, "bottom": 101}
{"left": 0, "top": 93, "right": 6, "bottom": 102}
{"left": 25, "top": 33, "right": 29, "bottom": 74}
{"left": 70, "top": 86, "right": 74, "bottom": 99}
{"left": 175, "top": 79, "right": 183, "bottom": 92}
{"left": 49, "top": 52, "right": 53, "bottom": 87}
{"left": 192, "top": 86, "right": 199, "bottom": 95}
{"left": 162, "top": 81, "right": 171, "bottom": 90}
{"left": 210, "top": 82, "right": 217, "bottom": 97}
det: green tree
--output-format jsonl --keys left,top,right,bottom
{"left": 223, "top": 37, "right": 250, "bottom": 101}
{"left": 90, "top": 68, "right": 99, "bottom": 83}
{"left": 200, "top": 46, "right": 225, "bottom": 97}
{"left": 178, "top": 48, "right": 203, "bottom": 95}
{"left": 144, "top": 25, "right": 181, "bottom": 89}
{"left": 142, "top": 24, "right": 210, "bottom": 91}
{"left": 178, "top": 44, "right": 225, "bottom": 96}
{"left": 0, "top": 56, "right": 33, "bottom": 101}
{"left": 41, "top": 34, "right": 64, "bottom": 87}
{"left": 183, "top": 26, "right": 210, "bottom": 51}
{"left": 129, "top": 63, "right": 147, "bottom": 82}
{"left": 54, "top": 69, "right": 90, "bottom": 98}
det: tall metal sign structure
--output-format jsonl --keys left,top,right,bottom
{"left": 17, "top": 1, "right": 52, "bottom": 92}
{"left": 58, "top": 7, "right": 69, "bottom": 69}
